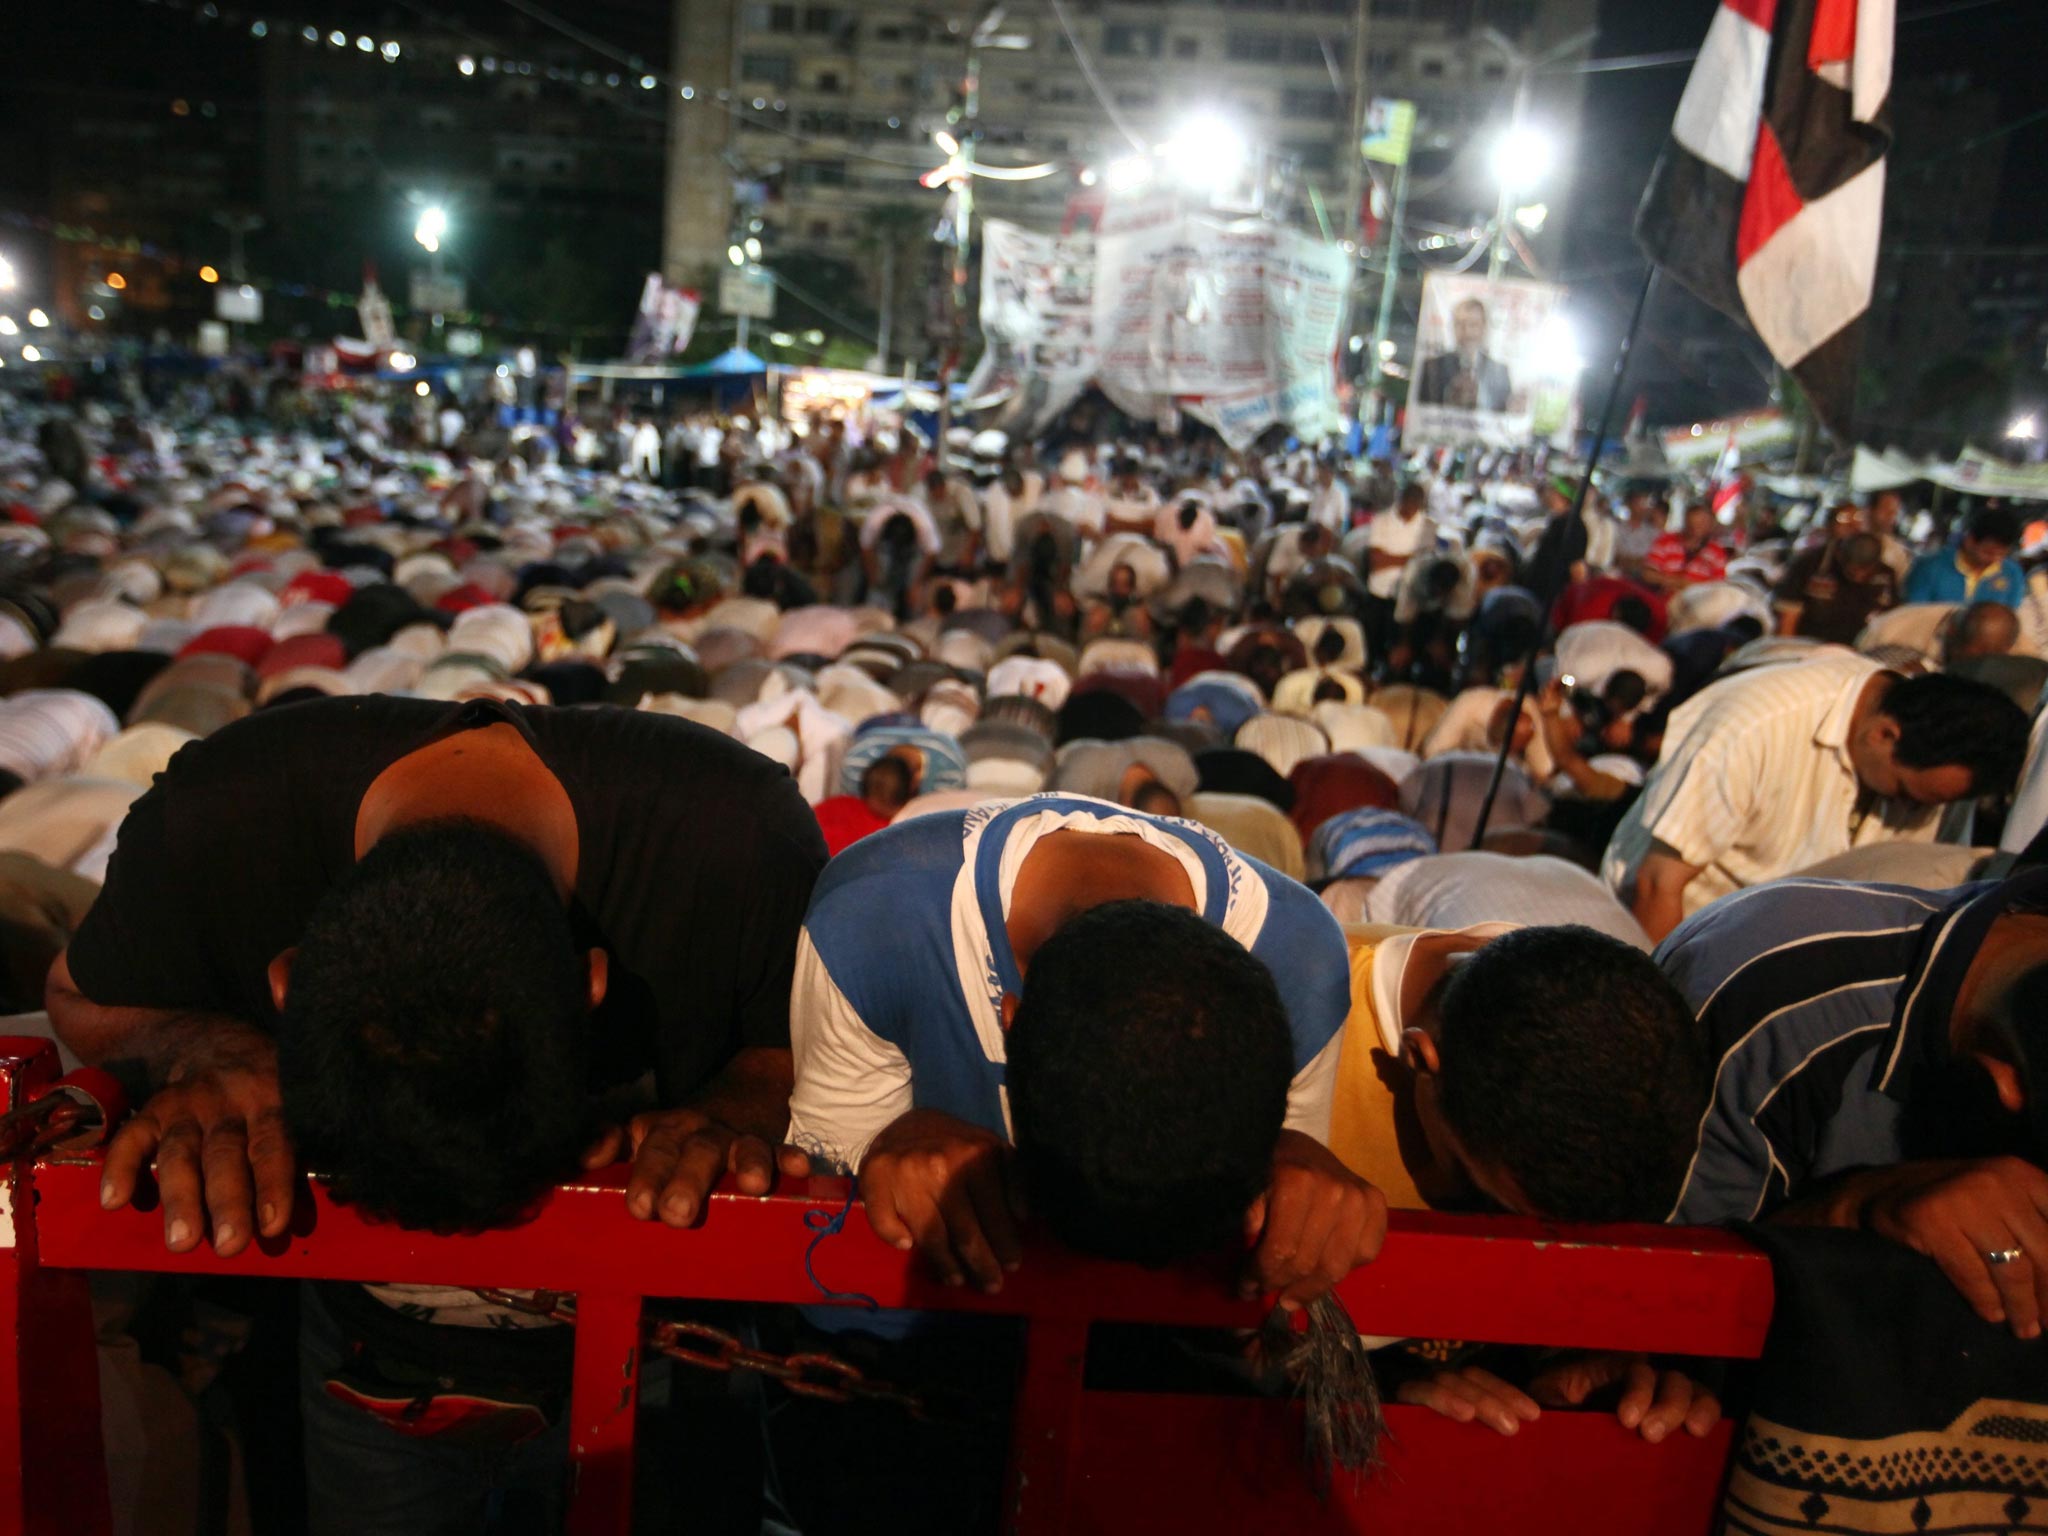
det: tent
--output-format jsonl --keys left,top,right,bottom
{"left": 681, "top": 348, "right": 768, "bottom": 380}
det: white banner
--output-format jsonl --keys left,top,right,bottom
{"left": 1406, "top": 273, "right": 1574, "bottom": 449}
{"left": 967, "top": 219, "right": 1100, "bottom": 437}
{"left": 972, "top": 208, "right": 1346, "bottom": 449}
{"left": 358, "top": 278, "right": 395, "bottom": 351}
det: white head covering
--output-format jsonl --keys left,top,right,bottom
{"left": 51, "top": 600, "right": 147, "bottom": 654}
{"left": 985, "top": 655, "right": 1072, "bottom": 713}
{"left": 85, "top": 722, "right": 198, "bottom": 788}
{"left": 191, "top": 581, "right": 282, "bottom": 633}
{"left": 447, "top": 603, "right": 534, "bottom": 674}
{"left": 269, "top": 601, "right": 336, "bottom": 642}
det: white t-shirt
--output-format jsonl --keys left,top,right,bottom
{"left": 1364, "top": 852, "right": 1651, "bottom": 951}
{"left": 1364, "top": 511, "right": 1437, "bottom": 599}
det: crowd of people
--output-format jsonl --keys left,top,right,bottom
{"left": 3, "top": 382, "right": 2046, "bottom": 1533}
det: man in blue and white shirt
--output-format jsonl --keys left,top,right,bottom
{"left": 788, "top": 794, "right": 1384, "bottom": 1305}
{"left": 1658, "top": 871, "right": 2048, "bottom": 1339}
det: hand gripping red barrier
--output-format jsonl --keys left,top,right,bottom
{"left": 0, "top": 1038, "right": 1775, "bottom": 1535}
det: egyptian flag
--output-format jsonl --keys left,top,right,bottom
{"left": 1637, "top": 0, "right": 1893, "bottom": 439}
{"left": 1710, "top": 429, "right": 1745, "bottom": 517}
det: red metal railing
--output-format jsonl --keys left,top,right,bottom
{"left": 0, "top": 1038, "right": 1776, "bottom": 1535}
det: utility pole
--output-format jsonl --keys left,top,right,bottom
{"left": 212, "top": 211, "right": 262, "bottom": 354}
{"left": 1480, "top": 27, "right": 1596, "bottom": 282}
{"left": 936, "top": 29, "right": 983, "bottom": 447}
{"left": 875, "top": 240, "right": 895, "bottom": 375}
{"left": 1368, "top": 149, "right": 1410, "bottom": 416}
{"left": 1487, "top": 67, "right": 1533, "bottom": 282}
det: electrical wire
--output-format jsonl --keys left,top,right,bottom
{"left": 1044, "top": 0, "right": 1147, "bottom": 153}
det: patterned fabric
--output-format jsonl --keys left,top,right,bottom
{"left": 1723, "top": 1225, "right": 2048, "bottom": 1536}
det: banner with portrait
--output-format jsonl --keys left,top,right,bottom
{"left": 972, "top": 210, "right": 1346, "bottom": 449}
{"left": 1406, "top": 273, "right": 1576, "bottom": 448}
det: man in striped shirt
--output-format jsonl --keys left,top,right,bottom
{"left": 1658, "top": 872, "right": 2048, "bottom": 1340}
{"left": 1603, "top": 653, "right": 2026, "bottom": 942}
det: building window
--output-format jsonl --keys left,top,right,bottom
{"left": 1483, "top": 0, "right": 1534, "bottom": 32}
{"left": 1114, "top": 90, "right": 1156, "bottom": 110}
{"left": 1418, "top": 57, "right": 1446, "bottom": 77}
{"left": 1480, "top": 60, "right": 1506, "bottom": 79}
{"left": 1172, "top": 36, "right": 1199, "bottom": 58}
{"left": 744, "top": 4, "right": 796, "bottom": 33}
{"left": 1103, "top": 23, "right": 1163, "bottom": 57}
{"left": 1368, "top": 46, "right": 1401, "bottom": 71}
{"left": 802, "top": 6, "right": 847, "bottom": 33}
{"left": 741, "top": 53, "right": 793, "bottom": 85}
{"left": 1370, "top": 0, "right": 1411, "bottom": 13}
{"left": 1284, "top": 34, "right": 1326, "bottom": 64}
{"left": 809, "top": 219, "right": 833, "bottom": 240}
{"left": 815, "top": 69, "right": 843, "bottom": 92}
{"left": 1282, "top": 87, "right": 1341, "bottom": 118}
{"left": 1225, "top": 30, "right": 1284, "bottom": 62}
{"left": 1223, "top": 0, "right": 1288, "bottom": 9}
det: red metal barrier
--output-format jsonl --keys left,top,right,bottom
{"left": 0, "top": 1038, "right": 1776, "bottom": 1535}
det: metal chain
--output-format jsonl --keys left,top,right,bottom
{"left": 0, "top": 1096, "right": 93, "bottom": 1161}
{"left": 470, "top": 1289, "right": 933, "bottom": 1420}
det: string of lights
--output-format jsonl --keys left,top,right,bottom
{"left": 122, "top": 0, "right": 969, "bottom": 174}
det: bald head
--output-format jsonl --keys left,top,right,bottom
{"left": 1945, "top": 601, "right": 2021, "bottom": 666}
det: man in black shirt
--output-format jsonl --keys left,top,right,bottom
{"left": 48, "top": 695, "right": 827, "bottom": 1531}
{"left": 50, "top": 694, "right": 826, "bottom": 1248}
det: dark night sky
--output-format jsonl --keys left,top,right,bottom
{"left": 5, "top": 0, "right": 2039, "bottom": 422}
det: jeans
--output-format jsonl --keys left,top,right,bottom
{"left": 298, "top": 1284, "right": 569, "bottom": 1536}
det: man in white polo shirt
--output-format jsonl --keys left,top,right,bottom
{"left": 1603, "top": 654, "right": 2027, "bottom": 942}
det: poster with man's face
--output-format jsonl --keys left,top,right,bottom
{"left": 1407, "top": 273, "right": 1574, "bottom": 448}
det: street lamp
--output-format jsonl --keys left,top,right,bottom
{"left": 27, "top": 309, "right": 48, "bottom": 328}
{"left": 2009, "top": 413, "right": 2040, "bottom": 442}
{"left": 1105, "top": 155, "right": 1152, "bottom": 193}
{"left": 1160, "top": 113, "right": 1248, "bottom": 186}
{"left": 0, "top": 255, "right": 14, "bottom": 291}
{"left": 1490, "top": 126, "right": 1555, "bottom": 196}
{"left": 413, "top": 206, "right": 448, "bottom": 256}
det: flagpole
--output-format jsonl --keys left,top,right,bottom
{"left": 1469, "top": 260, "right": 1660, "bottom": 847}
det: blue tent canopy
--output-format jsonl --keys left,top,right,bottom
{"left": 681, "top": 347, "right": 768, "bottom": 379}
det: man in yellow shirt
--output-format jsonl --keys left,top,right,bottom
{"left": 1329, "top": 921, "right": 1726, "bottom": 1441}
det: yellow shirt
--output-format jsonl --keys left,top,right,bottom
{"left": 1327, "top": 923, "right": 1431, "bottom": 1210}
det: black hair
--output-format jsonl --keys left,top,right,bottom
{"left": 1609, "top": 594, "right": 1656, "bottom": 637}
{"left": 860, "top": 755, "right": 914, "bottom": 812}
{"left": 1129, "top": 781, "right": 1182, "bottom": 818}
{"left": 742, "top": 556, "right": 781, "bottom": 598}
{"left": 1006, "top": 900, "right": 1293, "bottom": 1264}
{"left": 1178, "top": 499, "right": 1202, "bottom": 532}
{"left": 1436, "top": 926, "right": 1710, "bottom": 1222}
{"left": 1839, "top": 532, "right": 1881, "bottom": 570}
{"left": 1423, "top": 558, "right": 1463, "bottom": 601}
{"left": 277, "top": 821, "right": 589, "bottom": 1232}
{"left": 931, "top": 583, "right": 959, "bottom": 617}
{"left": 1313, "top": 625, "right": 1349, "bottom": 666}
{"left": 1881, "top": 672, "right": 2029, "bottom": 793}
{"left": 1965, "top": 506, "right": 2023, "bottom": 549}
